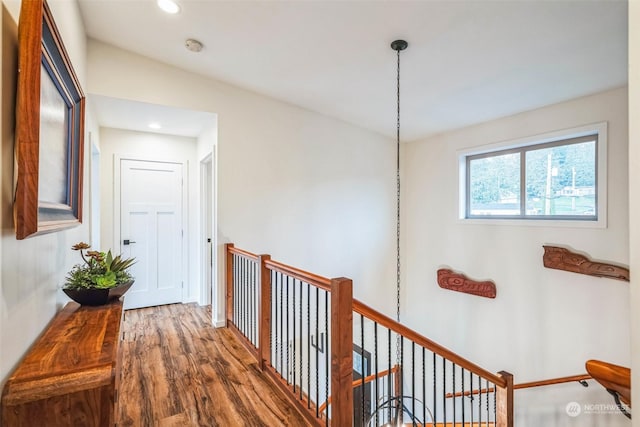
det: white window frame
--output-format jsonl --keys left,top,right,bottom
{"left": 458, "top": 122, "right": 607, "bottom": 228}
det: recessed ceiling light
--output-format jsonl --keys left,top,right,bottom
{"left": 157, "top": 0, "right": 180, "bottom": 14}
{"left": 148, "top": 122, "right": 161, "bottom": 130}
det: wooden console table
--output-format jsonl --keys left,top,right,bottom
{"left": 1, "top": 300, "right": 123, "bottom": 426}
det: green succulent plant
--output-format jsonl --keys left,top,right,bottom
{"left": 64, "top": 242, "right": 136, "bottom": 290}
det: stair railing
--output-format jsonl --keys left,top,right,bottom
{"left": 225, "top": 243, "right": 514, "bottom": 426}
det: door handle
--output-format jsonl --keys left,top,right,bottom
{"left": 123, "top": 239, "right": 136, "bottom": 245}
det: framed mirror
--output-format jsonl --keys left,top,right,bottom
{"left": 14, "top": 0, "right": 85, "bottom": 240}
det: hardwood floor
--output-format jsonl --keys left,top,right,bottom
{"left": 118, "top": 303, "right": 309, "bottom": 426}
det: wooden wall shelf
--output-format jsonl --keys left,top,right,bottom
{"left": 437, "top": 268, "right": 497, "bottom": 299}
{"left": 1, "top": 300, "right": 123, "bottom": 426}
{"left": 542, "top": 246, "right": 630, "bottom": 282}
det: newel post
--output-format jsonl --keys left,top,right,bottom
{"left": 330, "top": 277, "right": 353, "bottom": 426}
{"left": 496, "top": 371, "right": 514, "bottom": 427}
{"left": 225, "top": 243, "right": 234, "bottom": 327}
{"left": 258, "top": 254, "right": 272, "bottom": 371}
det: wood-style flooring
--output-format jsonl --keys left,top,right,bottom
{"left": 118, "top": 303, "right": 309, "bottom": 426}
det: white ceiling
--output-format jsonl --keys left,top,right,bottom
{"left": 89, "top": 95, "right": 216, "bottom": 138}
{"left": 78, "top": 0, "right": 627, "bottom": 141}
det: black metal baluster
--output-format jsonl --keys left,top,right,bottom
{"left": 239, "top": 257, "right": 243, "bottom": 334}
{"left": 472, "top": 374, "right": 476, "bottom": 425}
{"left": 254, "top": 261, "right": 257, "bottom": 345}
{"left": 279, "top": 272, "right": 283, "bottom": 378}
{"left": 315, "top": 286, "right": 319, "bottom": 418}
{"left": 360, "top": 314, "right": 365, "bottom": 426}
{"left": 253, "top": 260, "right": 257, "bottom": 346}
{"left": 241, "top": 257, "right": 246, "bottom": 337}
{"left": 422, "top": 347, "right": 425, "bottom": 426}
{"left": 432, "top": 352, "right": 436, "bottom": 427}
{"left": 247, "top": 257, "right": 250, "bottom": 339}
{"left": 486, "top": 379, "right": 489, "bottom": 427}
{"left": 240, "top": 256, "right": 244, "bottom": 332}
{"left": 247, "top": 259, "right": 251, "bottom": 342}
{"left": 270, "top": 271, "right": 275, "bottom": 370}
{"left": 250, "top": 259, "right": 254, "bottom": 344}
{"left": 292, "top": 278, "right": 296, "bottom": 392}
{"left": 452, "top": 363, "right": 456, "bottom": 425}
{"left": 400, "top": 337, "right": 404, "bottom": 424}
{"left": 442, "top": 358, "right": 446, "bottom": 424}
{"left": 246, "top": 257, "right": 250, "bottom": 339}
{"left": 493, "top": 381, "right": 496, "bottom": 425}
{"left": 478, "top": 375, "right": 483, "bottom": 426}
{"left": 412, "top": 341, "right": 415, "bottom": 425}
{"left": 461, "top": 367, "right": 465, "bottom": 426}
{"left": 286, "top": 276, "right": 291, "bottom": 384}
{"left": 233, "top": 255, "right": 238, "bottom": 327}
{"left": 374, "top": 322, "right": 379, "bottom": 426}
{"left": 469, "top": 371, "right": 475, "bottom": 425}
{"left": 250, "top": 258, "right": 253, "bottom": 341}
{"left": 299, "top": 279, "right": 303, "bottom": 400}
{"left": 248, "top": 258, "right": 252, "bottom": 340}
{"left": 387, "top": 329, "right": 392, "bottom": 424}
{"left": 478, "top": 375, "right": 482, "bottom": 425}
{"left": 324, "top": 290, "right": 329, "bottom": 427}
{"left": 246, "top": 258, "right": 250, "bottom": 341}
{"left": 306, "top": 282, "right": 310, "bottom": 407}
{"left": 234, "top": 255, "right": 242, "bottom": 330}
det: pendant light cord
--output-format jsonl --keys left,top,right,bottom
{"left": 391, "top": 39, "right": 407, "bottom": 376}
{"left": 395, "top": 47, "right": 401, "bottom": 327}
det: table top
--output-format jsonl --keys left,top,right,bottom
{"left": 2, "top": 300, "right": 123, "bottom": 405}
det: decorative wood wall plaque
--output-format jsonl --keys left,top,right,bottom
{"left": 542, "top": 246, "right": 630, "bottom": 282}
{"left": 437, "top": 269, "right": 497, "bottom": 299}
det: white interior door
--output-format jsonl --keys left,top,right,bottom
{"left": 120, "top": 159, "right": 183, "bottom": 309}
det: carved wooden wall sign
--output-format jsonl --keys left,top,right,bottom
{"left": 436, "top": 269, "right": 497, "bottom": 299}
{"left": 542, "top": 246, "right": 630, "bottom": 282}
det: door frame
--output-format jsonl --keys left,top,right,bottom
{"left": 201, "top": 145, "right": 224, "bottom": 326}
{"left": 113, "top": 154, "right": 188, "bottom": 305}
{"left": 199, "top": 153, "right": 213, "bottom": 307}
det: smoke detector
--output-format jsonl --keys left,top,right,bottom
{"left": 185, "top": 39, "right": 204, "bottom": 53}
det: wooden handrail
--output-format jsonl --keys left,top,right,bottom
{"left": 317, "top": 365, "right": 400, "bottom": 414}
{"left": 515, "top": 373, "right": 591, "bottom": 390}
{"left": 264, "top": 259, "right": 332, "bottom": 292}
{"left": 352, "top": 299, "right": 507, "bottom": 388}
{"left": 227, "top": 245, "right": 260, "bottom": 261}
{"left": 445, "top": 373, "right": 591, "bottom": 398}
{"left": 586, "top": 360, "right": 631, "bottom": 406}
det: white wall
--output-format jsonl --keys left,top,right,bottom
{"left": 0, "top": 0, "right": 96, "bottom": 384}
{"left": 628, "top": 1, "right": 639, "bottom": 425}
{"left": 99, "top": 127, "right": 200, "bottom": 303}
{"left": 87, "top": 39, "right": 398, "bottom": 324}
{"left": 404, "top": 87, "right": 629, "bottom": 425}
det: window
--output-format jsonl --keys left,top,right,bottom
{"left": 460, "top": 123, "right": 606, "bottom": 225}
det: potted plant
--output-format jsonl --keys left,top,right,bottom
{"left": 63, "top": 242, "right": 136, "bottom": 306}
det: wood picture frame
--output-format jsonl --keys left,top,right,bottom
{"left": 14, "top": 0, "right": 85, "bottom": 240}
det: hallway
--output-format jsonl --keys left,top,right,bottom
{"left": 118, "top": 303, "right": 308, "bottom": 426}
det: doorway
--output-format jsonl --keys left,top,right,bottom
{"left": 90, "top": 94, "right": 217, "bottom": 312}
{"left": 200, "top": 155, "right": 213, "bottom": 306}
{"left": 119, "top": 158, "right": 184, "bottom": 309}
